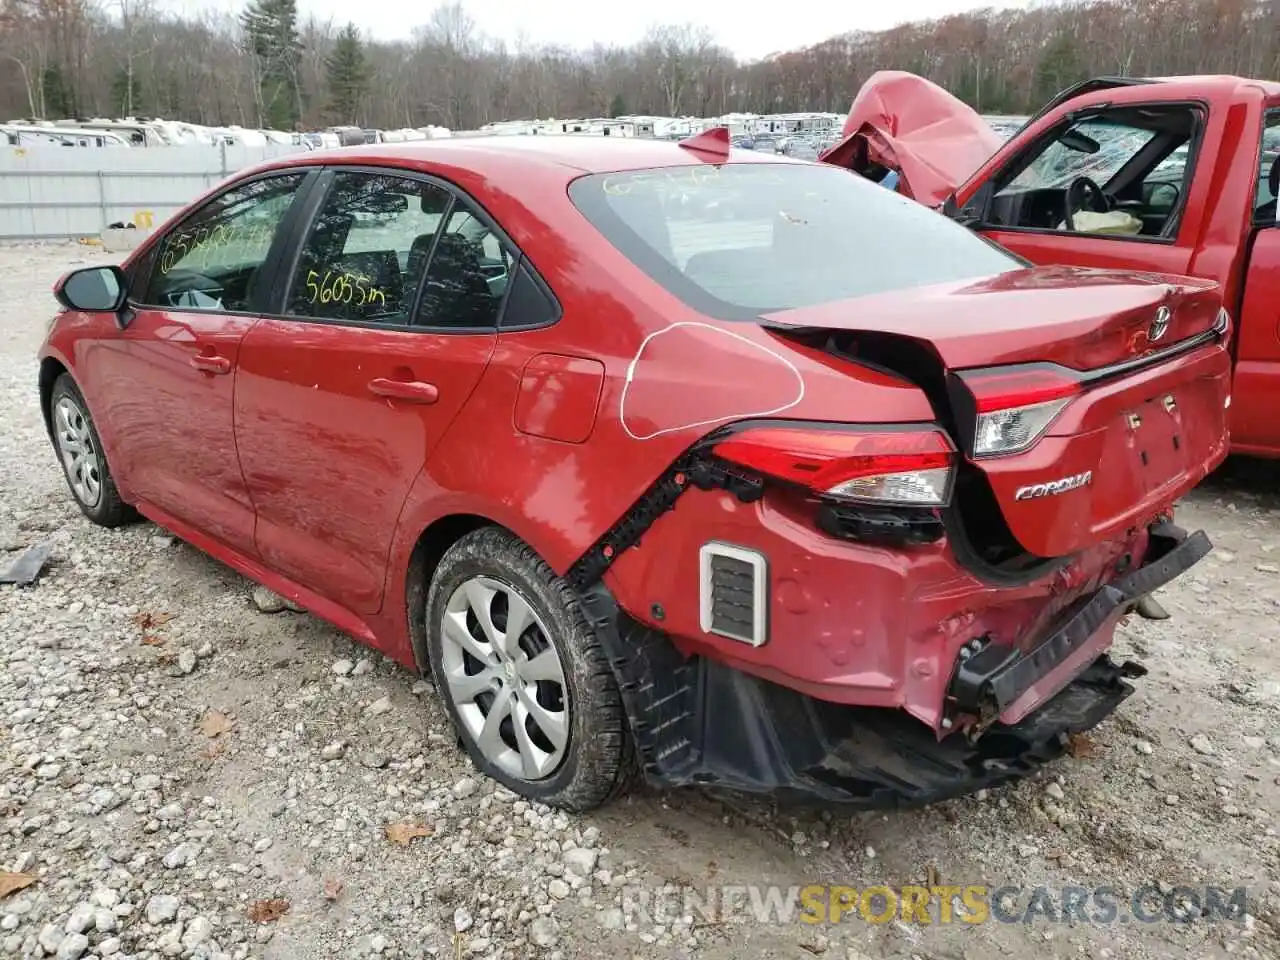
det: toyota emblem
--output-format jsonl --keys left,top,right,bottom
{"left": 1149, "top": 306, "right": 1171, "bottom": 342}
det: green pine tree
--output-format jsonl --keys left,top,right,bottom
{"left": 608, "top": 93, "right": 626, "bottom": 118}
{"left": 40, "top": 66, "right": 75, "bottom": 119}
{"left": 111, "top": 68, "right": 143, "bottom": 117}
{"left": 240, "top": 0, "right": 304, "bottom": 129}
{"left": 324, "top": 23, "right": 372, "bottom": 126}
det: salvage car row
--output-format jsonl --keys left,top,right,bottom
{"left": 35, "top": 70, "right": 1276, "bottom": 811}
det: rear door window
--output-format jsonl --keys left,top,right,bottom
{"left": 285, "top": 171, "right": 453, "bottom": 325}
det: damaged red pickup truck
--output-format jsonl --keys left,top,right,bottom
{"left": 823, "top": 71, "right": 1280, "bottom": 457}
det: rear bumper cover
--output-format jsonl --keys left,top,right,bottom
{"left": 583, "top": 521, "right": 1209, "bottom": 806}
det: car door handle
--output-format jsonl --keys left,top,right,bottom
{"left": 190, "top": 354, "right": 231, "bottom": 375}
{"left": 368, "top": 378, "right": 439, "bottom": 404}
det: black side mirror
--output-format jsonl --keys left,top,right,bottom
{"left": 54, "top": 265, "right": 128, "bottom": 313}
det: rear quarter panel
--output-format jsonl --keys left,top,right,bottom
{"left": 382, "top": 159, "right": 938, "bottom": 595}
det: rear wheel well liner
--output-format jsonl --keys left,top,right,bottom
{"left": 405, "top": 513, "right": 498, "bottom": 673}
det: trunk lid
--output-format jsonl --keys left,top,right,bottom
{"left": 764, "top": 266, "right": 1232, "bottom": 559}
{"left": 818, "top": 71, "right": 1004, "bottom": 207}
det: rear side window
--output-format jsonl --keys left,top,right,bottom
{"left": 413, "top": 208, "right": 515, "bottom": 329}
{"left": 568, "top": 163, "right": 1019, "bottom": 322}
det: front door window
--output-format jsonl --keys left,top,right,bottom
{"left": 142, "top": 174, "right": 306, "bottom": 313}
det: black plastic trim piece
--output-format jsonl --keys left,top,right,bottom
{"left": 949, "top": 524, "right": 1211, "bottom": 715}
{"left": 565, "top": 459, "right": 695, "bottom": 592}
{"left": 580, "top": 580, "right": 1146, "bottom": 808}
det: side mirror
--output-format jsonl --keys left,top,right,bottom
{"left": 54, "top": 265, "right": 127, "bottom": 313}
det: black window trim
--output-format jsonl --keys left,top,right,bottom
{"left": 263, "top": 163, "right": 562, "bottom": 335}
{"left": 981, "top": 99, "right": 1209, "bottom": 248}
{"left": 127, "top": 168, "right": 322, "bottom": 316}
{"left": 1251, "top": 107, "right": 1280, "bottom": 228}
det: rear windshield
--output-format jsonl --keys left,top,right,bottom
{"left": 568, "top": 162, "right": 1022, "bottom": 321}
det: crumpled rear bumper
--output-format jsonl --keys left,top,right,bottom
{"left": 946, "top": 520, "right": 1211, "bottom": 728}
{"left": 582, "top": 521, "right": 1209, "bottom": 807}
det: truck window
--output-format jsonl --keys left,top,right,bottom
{"left": 1254, "top": 111, "right": 1279, "bottom": 226}
{"left": 988, "top": 104, "right": 1201, "bottom": 242}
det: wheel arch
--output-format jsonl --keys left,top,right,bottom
{"left": 404, "top": 512, "right": 499, "bottom": 673}
{"left": 38, "top": 356, "right": 70, "bottom": 440}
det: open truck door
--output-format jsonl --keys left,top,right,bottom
{"left": 824, "top": 73, "right": 1280, "bottom": 457}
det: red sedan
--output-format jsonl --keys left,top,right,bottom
{"left": 39, "top": 131, "right": 1230, "bottom": 810}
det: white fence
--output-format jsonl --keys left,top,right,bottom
{"left": 0, "top": 144, "right": 309, "bottom": 241}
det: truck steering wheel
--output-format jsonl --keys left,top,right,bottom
{"left": 1064, "top": 176, "right": 1111, "bottom": 231}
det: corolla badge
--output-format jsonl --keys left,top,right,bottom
{"left": 1015, "top": 470, "right": 1093, "bottom": 501}
{"left": 1148, "top": 305, "right": 1171, "bottom": 343}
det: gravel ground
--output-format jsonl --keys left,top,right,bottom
{"left": 1, "top": 241, "right": 1278, "bottom": 960}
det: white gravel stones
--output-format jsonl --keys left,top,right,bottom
{"left": 250, "top": 585, "right": 287, "bottom": 613}
{"left": 145, "top": 895, "right": 180, "bottom": 925}
{"left": 0, "top": 244, "right": 1276, "bottom": 960}
{"left": 454, "top": 905, "right": 474, "bottom": 932}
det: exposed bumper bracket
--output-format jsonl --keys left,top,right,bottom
{"left": 948, "top": 523, "right": 1210, "bottom": 716}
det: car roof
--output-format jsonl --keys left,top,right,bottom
{"left": 259, "top": 134, "right": 805, "bottom": 182}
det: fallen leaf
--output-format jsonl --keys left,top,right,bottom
{"left": 0, "top": 871, "right": 37, "bottom": 900}
{"left": 384, "top": 822, "right": 433, "bottom": 846}
{"left": 322, "top": 878, "right": 343, "bottom": 901}
{"left": 141, "top": 634, "right": 165, "bottom": 646}
{"left": 926, "top": 864, "right": 941, "bottom": 889}
{"left": 246, "top": 898, "right": 290, "bottom": 923}
{"left": 131, "top": 611, "right": 174, "bottom": 631}
{"left": 198, "top": 710, "right": 235, "bottom": 738}
{"left": 1067, "top": 733, "right": 1102, "bottom": 758}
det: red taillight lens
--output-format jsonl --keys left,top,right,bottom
{"left": 964, "top": 366, "right": 1081, "bottom": 413}
{"left": 710, "top": 425, "right": 955, "bottom": 506}
{"left": 958, "top": 365, "right": 1082, "bottom": 458}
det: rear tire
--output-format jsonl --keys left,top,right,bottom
{"left": 48, "top": 374, "right": 135, "bottom": 528}
{"left": 425, "top": 526, "right": 634, "bottom": 811}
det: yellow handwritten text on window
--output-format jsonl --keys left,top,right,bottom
{"left": 304, "top": 269, "right": 388, "bottom": 308}
{"left": 158, "top": 219, "right": 277, "bottom": 275}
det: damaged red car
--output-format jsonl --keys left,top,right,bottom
{"left": 38, "top": 132, "right": 1229, "bottom": 810}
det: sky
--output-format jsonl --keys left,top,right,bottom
{"left": 184, "top": 0, "right": 1038, "bottom": 62}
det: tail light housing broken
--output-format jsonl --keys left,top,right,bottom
{"left": 951, "top": 364, "right": 1083, "bottom": 458}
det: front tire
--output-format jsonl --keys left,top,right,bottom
{"left": 425, "top": 527, "right": 634, "bottom": 810}
{"left": 48, "top": 374, "right": 135, "bottom": 527}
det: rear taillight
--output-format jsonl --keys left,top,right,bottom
{"left": 709, "top": 424, "right": 955, "bottom": 506}
{"left": 957, "top": 365, "right": 1082, "bottom": 458}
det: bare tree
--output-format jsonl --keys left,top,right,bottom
{"left": 0, "top": 0, "right": 1276, "bottom": 129}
